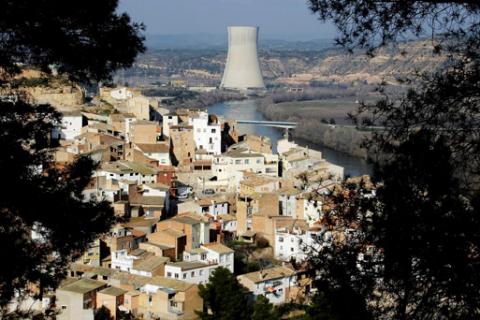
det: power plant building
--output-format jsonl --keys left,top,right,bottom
{"left": 220, "top": 26, "right": 265, "bottom": 91}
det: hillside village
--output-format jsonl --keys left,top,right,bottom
{"left": 14, "top": 81, "right": 374, "bottom": 320}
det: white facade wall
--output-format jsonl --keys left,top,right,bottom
{"left": 213, "top": 155, "right": 266, "bottom": 181}
{"left": 97, "top": 170, "right": 157, "bottom": 185}
{"left": 168, "top": 246, "right": 235, "bottom": 284}
{"left": 199, "top": 202, "right": 229, "bottom": 218}
{"left": 53, "top": 115, "right": 84, "bottom": 140}
{"left": 111, "top": 250, "right": 137, "bottom": 272}
{"left": 279, "top": 194, "right": 297, "bottom": 217}
{"left": 165, "top": 264, "right": 216, "bottom": 285}
{"left": 130, "top": 269, "right": 153, "bottom": 278}
{"left": 124, "top": 116, "right": 136, "bottom": 142}
{"left": 248, "top": 276, "right": 295, "bottom": 305}
{"left": 162, "top": 114, "right": 178, "bottom": 137}
{"left": 110, "top": 87, "right": 133, "bottom": 100}
{"left": 203, "top": 248, "right": 234, "bottom": 273}
{"left": 144, "top": 151, "right": 171, "bottom": 165}
{"left": 274, "top": 230, "right": 322, "bottom": 262}
{"left": 221, "top": 220, "right": 237, "bottom": 233}
{"left": 190, "top": 112, "right": 221, "bottom": 155}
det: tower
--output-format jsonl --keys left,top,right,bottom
{"left": 220, "top": 26, "right": 265, "bottom": 90}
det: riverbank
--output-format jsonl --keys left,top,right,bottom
{"left": 208, "top": 99, "right": 372, "bottom": 177}
{"left": 257, "top": 98, "right": 370, "bottom": 159}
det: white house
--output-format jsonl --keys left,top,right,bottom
{"left": 197, "top": 196, "right": 229, "bottom": 218}
{"left": 218, "top": 214, "right": 237, "bottom": 233}
{"left": 237, "top": 266, "right": 297, "bottom": 305}
{"left": 98, "top": 160, "right": 159, "bottom": 185}
{"left": 162, "top": 113, "right": 178, "bottom": 137}
{"left": 111, "top": 249, "right": 145, "bottom": 272}
{"left": 124, "top": 114, "right": 136, "bottom": 142}
{"left": 212, "top": 148, "right": 279, "bottom": 181}
{"left": 130, "top": 256, "right": 170, "bottom": 278}
{"left": 165, "top": 243, "right": 234, "bottom": 284}
{"left": 134, "top": 143, "right": 171, "bottom": 165}
{"left": 110, "top": 87, "right": 134, "bottom": 100}
{"left": 140, "top": 183, "right": 170, "bottom": 215}
{"left": 189, "top": 111, "right": 221, "bottom": 155}
{"left": 274, "top": 226, "right": 323, "bottom": 262}
{"left": 52, "top": 112, "right": 85, "bottom": 140}
{"left": 165, "top": 262, "right": 216, "bottom": 285}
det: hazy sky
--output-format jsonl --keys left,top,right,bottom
{"left": 118, "top": 0, "right": 337, "bottom": 40}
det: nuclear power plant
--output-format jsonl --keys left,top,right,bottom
{"left": 220, "top": 26, "right": 265, "bottom": 91}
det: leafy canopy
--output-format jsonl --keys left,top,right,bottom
{"left": 0, "top": 0, "right": 144, "bottom": 311}
{"left": 0, "top": 0, "right": 145, "bottom": 83}
{"left": 305, "top": 0, "right": 480, "bottom": 319}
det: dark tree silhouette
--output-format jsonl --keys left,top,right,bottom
{"left": 197, "top": 267, "right": 252, "bottom": 320}
{"left": 0, "top": 101, "right": 116, "bottom": 307}
{"left": 0, "top": 0, "right": 144, "bottom": 312}
{"left": 308, "top": 0, "right": 480, "bottom": 52}
{"left": 0, "top": 0, "right": 145, "bottom": 83}
{"left": 94, "top": 306, "right": 112, "bottom": 320}
{"left": 252, "top": 295, "right": 280, "bottom": 320}
{"left": 305, "top": 1, "right": 480, "bottom": 319}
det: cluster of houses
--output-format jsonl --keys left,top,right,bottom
{"left": 26, "top": 87, "right": 371, "bottom": 319}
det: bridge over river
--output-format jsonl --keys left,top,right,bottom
{"left": 235, "top": 119, "right": 297, "bottom": 129}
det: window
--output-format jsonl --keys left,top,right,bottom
{"left": 279, "top": 237, "right": 284, "bottom": 242}
{"left": 175, "top": 273, "right": 179, "bottom": 279}
{"left": 245, "top": 159, "right": 250, "bottom": 164}
{"left": 291, "top": 248, "right": 294, "bottom": 252}
{"left": 183, "top": 273, "right": 187, "bottom": 279}
{"left": 235, "top": 160, "right": 241, "bottom": 165}
{"left": 256, "top": 159, "right": 262, "bottom": 164}
{"left": 167, "top": 272, "right": 172, "bottom": 277}
{"left": 199, "top": 270, "right": 203, "bottom": 275}
{"left": 191, "top": 271, "right": 195, "bottom": 277}
{"left": 211, "top": 129, "right": 216, "bottom": 133}
{"left": 61, "top": 305, "right": 67, "bottom": 310}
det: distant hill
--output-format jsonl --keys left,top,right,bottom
{"left": 125, "top": 38, "right": 444, "bottom": 87}
{"left": 145, "top": 34, "right": 335, "bottom": 51}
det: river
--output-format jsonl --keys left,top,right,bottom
{"left": 208, "top": 99, "right": 373, "bottom": 177}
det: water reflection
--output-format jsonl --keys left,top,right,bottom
{"left": 208, "top": 99, "right": 373, "bottom": 177}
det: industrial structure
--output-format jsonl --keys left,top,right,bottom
{"left": 220, "top": 26, "right": 265, "bottom": 91}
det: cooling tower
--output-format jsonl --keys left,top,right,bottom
{"left": 220, "top": 26, "right": 265, "bottom": 90}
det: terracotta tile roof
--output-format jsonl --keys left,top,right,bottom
{"left": 135, "top": 143, "right": 169, "bottom": 154}
{"left": 98, "top": 286, "right": 127, "bottom": 297}
{"left": 202, "top": 242, "right": 234, "bottom": 254}
{"left": 238, "top": 266, "right": 295, "bottom": 284}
